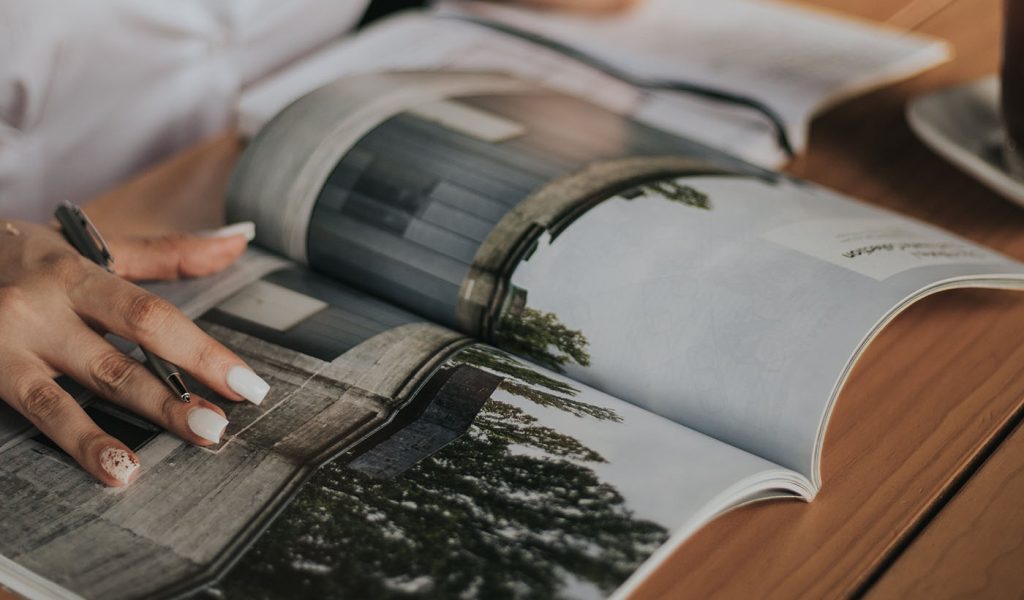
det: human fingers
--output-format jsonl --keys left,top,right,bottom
{"left": 0, "top": 357, "right": 140, "bottom": 486}
{"left": 105, "top": 223, "right": 253, "bottom": 282}
{"left": 70, "top": 271, "right": 270, "bottom": 405}
{"left": 41, "top": 324, "right": 231, "bottom": 446}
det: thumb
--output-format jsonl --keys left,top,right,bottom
{"left": 106, "top": 223, "right": 253, "bottom": 282}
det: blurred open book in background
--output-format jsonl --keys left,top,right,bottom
{"left": 239, "top": 0, "right": 950, "bottom": 167}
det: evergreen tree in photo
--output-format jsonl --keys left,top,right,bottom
{"left": 621, "top": 181, "right": 711, "bottom": 210}
{"left": 212, "top": 347, "right": 665, "bottom": 600}
{"left": 495, "top": 307, "right": 591, "bottom": 374}
{"left": 457, "top": 345, "right": 617, "bottom": 422}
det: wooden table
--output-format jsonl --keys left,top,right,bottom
{"left": 72, "top": 0, "right": 1024, "bottom": 598}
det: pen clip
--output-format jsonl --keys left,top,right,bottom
{"left": 62, "top": 202, "right": 113, "bottom": 269}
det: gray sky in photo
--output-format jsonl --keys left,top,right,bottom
{"left": 506, "top": 176, "right": 1024, "bottom": 477}
{"left": 491, "top": 367, "right": 780, "bottom": 529}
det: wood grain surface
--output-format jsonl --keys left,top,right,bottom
{"left": 866, "top": 418, "right": 1024, "bottom": 599}
{"left": 77, "top": 0, "right": 1024, "bottom": 599}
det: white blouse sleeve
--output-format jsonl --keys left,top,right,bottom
{"left": 0, "top": 0, "right": 369, "bottom": 223}
{"left": 0, "top": 0, "right": 65, "bottom": 222}
{"left": 213, "top": 0, "right": 373, "bottom": 88}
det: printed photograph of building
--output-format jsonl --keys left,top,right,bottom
{"left": 196, "top": 333, "right": 793, "bottom": 600}
{"left": 0, "top": 266, "right": 470, "bottom": 599}
{"left": 229, "top": 72, "right": 771, "bottom": 344}
{"left": 0, "top": 259, "right": 739, "bottom": 600}
{"left": 202, "top": 344, "right": 682, "bottom": 600}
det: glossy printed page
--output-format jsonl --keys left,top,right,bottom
{"left": 0, "top": 264, "right": 460, "bottom": 600}
{"left": 300, "top": 88, "right": 758, "bottom": 328}
{"left": 200, "top": 343, "right": 800, "bottom": 600}
{"left": 254, "top": 77, "right": 1024, "bottom": 482}
{"left": 496, "top": 175, "right": 1024, "bottom": 481}
{"left": 0, "top": 260, "right": 798, "bottom": 600}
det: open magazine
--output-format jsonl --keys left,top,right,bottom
{"left": 2, "top": 71, "right": 1024, "bottom": 600}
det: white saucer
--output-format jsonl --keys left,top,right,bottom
{"left": 907, "top": 76, "right": 1024, "bottom": 207}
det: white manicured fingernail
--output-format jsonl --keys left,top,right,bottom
{"left": 197, "top": 221, "right": 255, "bottom": 242}
{"left": 226, "top": 366, "right": 270, "bottom": 405}
{"left": 100, "top": 447, "right": 139, "bottom": 485}
{"left": 187, "top": 408, "right": 228, "bottom": 443}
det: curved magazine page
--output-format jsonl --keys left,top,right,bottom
{"left": 228, "top": 72, "right": 769, "bottom": 327}
{"left": 498, "top": 175, "right": 1024, "bottom": 484}
{"left": 813, "top": 274, "right": 1024, "bottom": 485}
{"left": 202, "top": 344, "right": 808, "bottom": 600}
{"left": 229, "top": 73, "right": 1024, "bottom": 484}
{"left": 0, "top": 260, "right": 807, "bottom": 600}
{"left": 228, "top": 72, "right": 533, "bottom": 264}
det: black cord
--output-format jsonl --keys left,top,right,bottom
{"left": 359, "top": 0, "right": 428, "bottom": 28}
{"left": 440, "top": 14, "right": 795, "bottom": 159}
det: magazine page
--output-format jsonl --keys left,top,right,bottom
{"left": 0, "top": 261, "right": 806, "bottom": 600}
{"left": 498, "top": 175, "right": 1024, "bottom": 486}
{"left": 228, "top": 71, "right": 1024, "bottom": 487}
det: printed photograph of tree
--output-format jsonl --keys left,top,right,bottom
{"left": 209, "top": 345, "right": 667, "bottom": 600}
{"left": 494, "top": 286, "right": 591, "bottom": 374}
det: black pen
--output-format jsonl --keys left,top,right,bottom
{"left": 54, "top": 202, "right": 192, "bottom": 403}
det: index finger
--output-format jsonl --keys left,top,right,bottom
{"left": 70, "top": 269, "right": 270, "bottom": 405}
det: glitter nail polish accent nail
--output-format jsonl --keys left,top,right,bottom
{"left": 100, "top": 447, "right": 139, "bottom": 484}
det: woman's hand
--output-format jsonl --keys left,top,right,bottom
{"left": 0, "top": 219, "right": 269, "bottom": 487}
